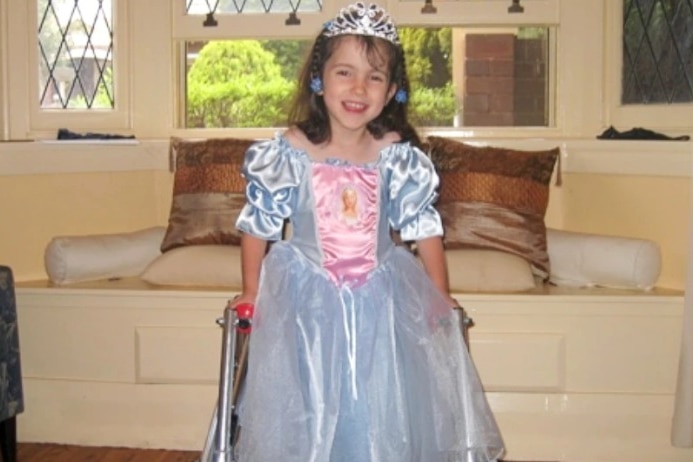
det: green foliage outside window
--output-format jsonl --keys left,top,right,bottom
{"left": 408, "top": 83, "right": 456, "bottom": 127}
{"left": 185, "top": 28, "right": 457, "bottom": 128}
{"left": 187, "top": 41, "right": 295, "bottom": 128}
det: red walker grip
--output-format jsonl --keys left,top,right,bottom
{"left": 235, "top": 303, "right": 254, "bottom": 334}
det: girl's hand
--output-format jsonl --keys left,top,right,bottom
{"left": 443, "top": 293, "right": 459, "bottom": 308}
{"left": 227, "top": 292, "right": 256, "bottom": 310}
{"left": 227, "top": 294, "right": 256, "bottom": 334}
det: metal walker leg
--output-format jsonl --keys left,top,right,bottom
{"left": 198, "top": 304, "right": 253, "bottom": 462}
{"left": 454, "top": 304, "right": 474, "bottom": 349}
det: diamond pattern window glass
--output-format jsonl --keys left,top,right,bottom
{"left": 185, "top": 0, "right": 322, "bottom": 15}
{"left": 623, "top": 0, "right": 693, "bottom": 104}
{"left": 37, "top": 0, "right": 114, "bottom": 109}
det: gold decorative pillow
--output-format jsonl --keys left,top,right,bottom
{"left": 426, "top": 136, "right": 559, "bottom": 279}
{"left": 160, "top": 137, "right": 255, "bottom": 252}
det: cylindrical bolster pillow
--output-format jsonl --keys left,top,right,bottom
{"left": 44, "top": 227, "right": 166, "bottom": 285}
{"left": 546, "top": 228, "right": 661, "bottom": 290}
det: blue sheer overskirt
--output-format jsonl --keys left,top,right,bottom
{"left": 235, "top": 242, "right": 504, "bottom": 462}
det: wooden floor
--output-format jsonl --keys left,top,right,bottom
{"left": 16, "top": 443, "right": 544, "bottom": 461}
{"left": 17, "top": 443, "right": 200, "bottom": 461}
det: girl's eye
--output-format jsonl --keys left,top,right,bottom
{"left": 370, "top": 75, "right": 386, "bottom": 83}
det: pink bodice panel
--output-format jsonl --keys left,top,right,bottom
{"left": 311, "top": 163, "right": 379, "bottom": 286}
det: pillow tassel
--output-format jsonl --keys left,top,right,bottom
{"left": 554, "top": 146, "right": 563, "bottom": 187}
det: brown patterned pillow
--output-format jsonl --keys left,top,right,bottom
{"left": 426, "top": 136, "right": 559, "bottom": 279}
{"left": 160, "top": 137, "right": 255, "bottom": 252}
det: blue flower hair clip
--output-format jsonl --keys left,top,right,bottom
{"left": 310, "top": 77, "right": 323, "bottom": 94}
{"left": 394, "top": 88, "right": 408, "bottom": 104}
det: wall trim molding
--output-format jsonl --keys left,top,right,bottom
{"left": 1, "top": 138, "right": 691, "bottom": 177}
{"left": 0, "top": 140, "right": 170, "bottom": 175}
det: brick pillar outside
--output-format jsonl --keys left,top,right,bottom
{"left": 514, "top": 37, "right": 547, "bottom": 126}
{"left": 464, "top": 33, "right": 547, "bottom": 127}
{"left": 464, "top": 34, "right": 515, "bottom": 126}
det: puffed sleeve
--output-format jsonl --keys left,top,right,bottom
{"left": 235, "top": 139, "right": 303, "bottom": 241}
{"left": 386, "top": 143, "right": 444, "bottom": 241}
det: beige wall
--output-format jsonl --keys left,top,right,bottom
{"left": 555, "top": 174, "right": 690, "bottom": 290}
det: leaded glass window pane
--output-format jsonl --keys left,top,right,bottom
{"left": 623, "top": 0, "right": 693, "bottom": 104}
{"left": 185, "top": 0, "right": 322, "bottom": 15}
{"left": 37, "top": 0, "right": 114, "bottom": 110}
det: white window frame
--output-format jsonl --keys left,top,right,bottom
{"left": 172, "top": 1, "right": 341, "bottom": 40}
{"left": 604, "top": 0, "right": 693, "bottom": 135}
{"left": 4, "top": 0, "right": 131, "bottom": 140}
{"left": 173, "top": 0, "right": 566, "bottom": 139}
{"left": 385, "top": 0, "right": 558, "bottom": 26}
{"left": 0, "top": 0, "right": 9, "bottom": 139}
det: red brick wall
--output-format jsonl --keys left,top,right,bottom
{"left": 464, "top": 33, "right": 546, "bottom": 126}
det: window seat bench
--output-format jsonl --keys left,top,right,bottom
{"left": 14, "top": 278, "right": 689, "bottom": 462}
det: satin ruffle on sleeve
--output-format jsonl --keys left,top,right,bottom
{"left": 386, "top": 143, "right": 443, "bottom": 242}
{"left": 236, "top": 138, "right": 303, "bottom": 241}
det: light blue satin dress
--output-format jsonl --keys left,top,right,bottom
{"left": 234, "top": 134, "right": 504, "bottom": 462}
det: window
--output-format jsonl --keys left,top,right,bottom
{"left": 622, "top": 0, "right": 693, "bottom": 105}
{"left": 186, "top": 0, "right": 322, "bottom": 16}
{"left": 5, "top": 0, "right": 617, "bottom": 140}
{"left": 177, "top": 0, "right": 557, "bottom": 131}
{"left": 37, "top": 0, "right": 114, "bottom": 109}
{"left": 1, "top": 0, "right": 129, "bottom": 139}
{"left": 184, "top": 38, "right": 310, "bottom": 129}
{"left": 605, "top": 0, "right": 693, "bottom": 131}
{"left": 182, "top": 26, "right": 551, "bottom": 129}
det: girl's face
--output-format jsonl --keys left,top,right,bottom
{"left": 321, "top": 36, "right": 397, "bottom": 135}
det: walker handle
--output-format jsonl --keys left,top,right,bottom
{"left": 235, "top": 303, "right": 254, "bottom": 334}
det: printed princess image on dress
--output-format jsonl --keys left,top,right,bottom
{"left": 340, "top": 185, "right": 360, "bottom": 225}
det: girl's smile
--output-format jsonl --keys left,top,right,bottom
{"left": 342, "top": 101, "right": 368, "bottom": 113}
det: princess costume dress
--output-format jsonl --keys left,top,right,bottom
{"left": 234, "top": 134, "right": 505, "bottom": 462}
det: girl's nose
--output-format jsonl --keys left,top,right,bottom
{"left": 352, "top": 78, "right": 366, "bottom": 95}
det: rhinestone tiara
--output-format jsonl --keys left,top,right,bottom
{"left": 323, "top": 2, "right": 400, "bottom": 45}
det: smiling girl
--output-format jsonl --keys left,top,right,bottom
{"left": 231, "top": 3, "right": 505, "bottom": 461}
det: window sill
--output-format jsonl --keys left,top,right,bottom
{"left": 0, "top": 140, "right": 170, "bottom": 175}
{"left": 0, "top": 138, "right": 691, "bottom": 177}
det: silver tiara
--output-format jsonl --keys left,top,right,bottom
{"left": 323, "top": 2, "right": 400, "bottom": 45}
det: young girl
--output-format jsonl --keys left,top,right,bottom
{"left": 232, "top": 3, "right": 505, "bottom": 461}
